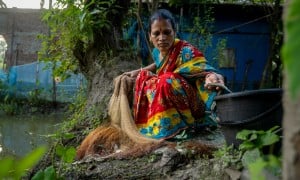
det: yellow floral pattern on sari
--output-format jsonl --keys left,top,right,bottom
{"left": 133, "top": 39, "right": 219, "bottom": 139}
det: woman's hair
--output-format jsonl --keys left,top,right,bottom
{"left": 149, "top": 9, "right": 176, "bottom": 32}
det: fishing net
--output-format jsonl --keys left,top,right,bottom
{"left": 108, "top": 74, "right": 160, "bottom": 144}
{"left": 76, "top": 74, "right": 162, "bottom": 160}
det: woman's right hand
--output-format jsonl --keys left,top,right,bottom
{"left": 123, "top": 69, "right": 140, "bottom": 78}
{"left": 124, "top": 63, "right": 156, "bottom": 78}
{"left": 204, "top": 72, "right": 224, "bottom": 91}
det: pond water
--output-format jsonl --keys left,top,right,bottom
{"left": 0, "top": 113, "right": 65, "bottom": 158}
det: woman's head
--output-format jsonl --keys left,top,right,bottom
{"left": 149, "top": 9, "right": 176, "bottom": 32}
{"left": 149, "top": 9, "right": 176, "bottom": 56}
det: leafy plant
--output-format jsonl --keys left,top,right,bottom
{"left": 38, "top": 0, "right": 125, "bottom": 77}
{"left": 236, "top": 126, "right": 282, "bottom": 179}
{"left": 31, "top": 127, "right": 77, "bottom": 179}
{"left": 185, "top": 5, "right": 228, "bottom": 68}
{"left": 0, "top": 94, "right": 18, "bottom": 115}
{"left": 55, "top": 145, "right": 76, "bottom": 163}
{"left": 237, "top": 126, "right": 281, "bottom": 154}
{"left": 213, "top": 144, "right": 243, "bottom": 169}
{"left": 247, "top": 154, "right": 281, "bottom": 180}
{"left": 214, "top": 126, "right": 282, "bottom": 179}
{"left": 213, "top": 38, "right": 228, "bottom": 68}
{"left": 27, "top": 89, "right": 43, "bottom": 106}
{"left": 30, "top": 124, "right": 78, "bottom": 178}
{"left": 32, "top": 166, "right": 63, "bottom": 180}
{"left": 0, "top": 146, "right": 46, "bottom": 180}
{"left": 186, "top": 6, "right": 215, "bottom": 54}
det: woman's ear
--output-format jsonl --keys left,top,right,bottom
{"left": 148, "top": 33, "right": 151, "bottom": 42}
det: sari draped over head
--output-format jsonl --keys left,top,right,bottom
{"left": 133, "top": 39, "right": 219, "bottom": 140}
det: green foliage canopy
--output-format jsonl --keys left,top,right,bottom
{"left": 39, "top": 0, "right": 130, "bottom": 77}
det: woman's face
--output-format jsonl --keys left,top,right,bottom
{"left": 149, "top": 19, "right": 175, "bottom": 56}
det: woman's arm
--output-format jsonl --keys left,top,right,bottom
{"left": 142, "top": 63, "right": 156, "bottom": 72}
{"left": 124, "top": 63, "right": 156, "bottom": 78}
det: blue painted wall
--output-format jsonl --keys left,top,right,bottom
{"left": 177, "top": 14, "right": 271, "bottom": 92}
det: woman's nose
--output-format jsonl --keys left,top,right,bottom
{"left": 158, "top": 34, "right": 166, "bottom": 41}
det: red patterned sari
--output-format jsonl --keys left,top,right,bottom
{"left": 133, "top": 39, "right": 218, "bottom": 139}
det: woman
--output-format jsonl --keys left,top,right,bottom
{"left": 76, "top": 9, "right": 224, "bottom": 160}
{"left": 124, "top": 9, "right": 224, "bottom": 140}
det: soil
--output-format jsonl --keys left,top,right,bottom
{"left": 32, "top": 128, "right": 241, "bottom": 180}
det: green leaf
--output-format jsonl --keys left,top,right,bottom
{"left": 44, "top": 166, "right": 57, "bottom": 180}
{"left": 63, "top": 147, "right": 76, "bottom": 163}
{"left": 259, "top": 131, "right": 280, "bottom": 147}
{"left": 248, "top": 157, "right": 267, "bottom": 180}
{"left": 63, "top": 132, "right": 75, "bottom": 139}
{"left": 90, "top": 9, "right": 101, "bottom": 15}
{"left": 267, "top": 155, "right": 281, "bottom": 167}
{"left": 265, "top": 155, "right": 282, "bottom": 176}
{"left": 239, "top": 141, "right": 255, "bottom": 151}
{"left": 241, "top": 148, "right": 261, "bottom": 168}
{"left": 79, "top": 12, "right": 87, "bottom": 24}
{"left": 55, "top": 145, "right": 65, "bottom": 157}
{"left": 32, "top": 166, "right": 57, "bottom": 180}
{"left": 0, "top": 157, "right": 14, "bottom": 178}
{"left": 15, "top": 146, "right": 47, "bottom": 179}
{"left": 236, "top": 129, "right": 252, "bottom": 140}
{"left": 56, "top": 145, "right": 76, "bottom": 163}
{"left": 268, "top": 126, "right": 281, "bottom": 134}
{"left": 31, "top": 170, "right": 45, "bottom": 180}
{"left": 249, "top": 133, "right": 258, "bottom": 141}
{"left": 84, "top": 0, "right": 95, "bottom": 8}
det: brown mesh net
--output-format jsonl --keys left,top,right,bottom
{"left": 108, "top": 74, "right": 161, "bottom": 144}
{"left": 76, "top": 74, "right": 163, "bottom": 160}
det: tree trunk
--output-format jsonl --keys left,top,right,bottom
{"left": 85, "top": 55, "right": 140, "bottom": 110}
{"left": 282, "top": 0, "right": 300, "bottom": 179}
{"left": 71, "top": 0, "right": 133, "bottom": 111}
{"left": 282, "top": 70, "right": 300, "bottom": 180}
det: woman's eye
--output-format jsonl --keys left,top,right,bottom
{"left": 152, "top": 31, "right": 160, "bottom": 37}
{"left": 151, "top": 30, "right": 172, "bottom": 37}
{"left": 163, "top": 30, "right": 172, "bottom": 35}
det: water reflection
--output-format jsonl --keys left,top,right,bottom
{"left": 0, "top": 113, "right": 64, "bottom": 158}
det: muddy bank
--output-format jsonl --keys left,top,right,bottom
{"left": 48, "top": 129, "right": 239, "bottom": 179}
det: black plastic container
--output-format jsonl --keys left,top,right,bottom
{"left": 214, "top": 88, "right": 283, "bottom": 148}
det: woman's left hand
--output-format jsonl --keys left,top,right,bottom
{"left": 204, "top": 72, "right": 224, "bottom": 91}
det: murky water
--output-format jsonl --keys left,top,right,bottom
{"left": 0, "top": 113, "right": 65, "bottom": 158}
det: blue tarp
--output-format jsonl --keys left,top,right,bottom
{"left": 1, "top": 61, "right": 86, "bottom": 102}
{"left": 0, "top": 69, "right": 7, "bottom": 83}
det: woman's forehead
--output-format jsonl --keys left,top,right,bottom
{"left": 151, "top": 19, "right": 173, "bottom": 29}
